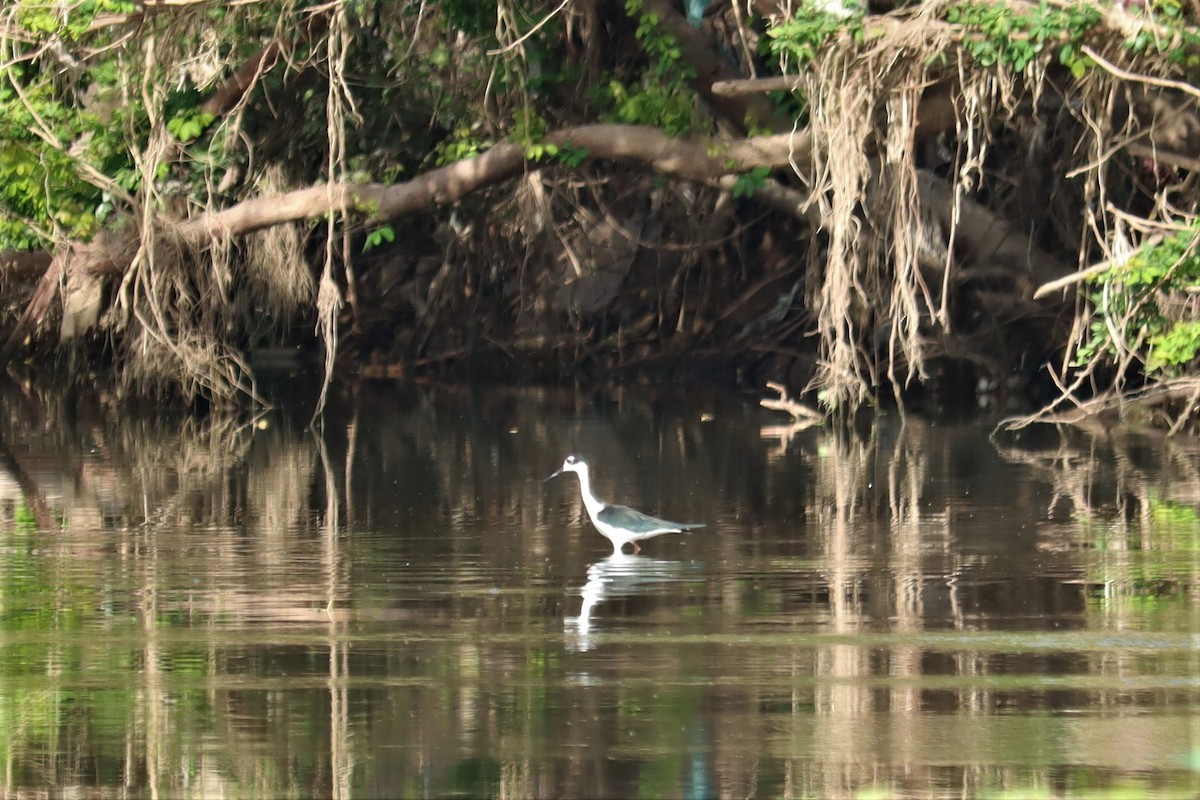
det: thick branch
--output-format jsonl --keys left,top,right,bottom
{"left": 6, "top": 110, "right": 1056, "bottom": 359}
{"left": 183, "top": 125, "right": 816, "bottom": 243}
{"left": 712, "top": 76, "right": 803, "bottom": 96}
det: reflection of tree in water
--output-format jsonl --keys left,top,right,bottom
{"left": 0, "top": 381, "right": 346, "bottom": 796}
{"left": 1, "top": 383, "right": 1196, "bottom": 798}
{"left": 994, "top": 425, "right": 1200, "bottom": 595}
{"left": 0, "top": 382, "right": 269, "bottom": 531}
{"left": 767, "top": 416, "right": 1194, "bottom": 625}
{"left": 750, "top": 415, "right": 1198, "bottom": 797}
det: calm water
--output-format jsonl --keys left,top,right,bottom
{"left": 0, "top": 381, "right": 1197, "bottom": 799}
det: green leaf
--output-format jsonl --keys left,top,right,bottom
{"left": 362, "top": 224, "right": 396, "bottom": 253}
{"left": 732, "top": 165, "right": 771, "bottom": 198}
{"left": 166, "top": 111, "right": 216, "bottom": 143}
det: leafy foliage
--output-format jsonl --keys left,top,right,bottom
{"left": 553, "top": 143, "right": 589, "bottom": 169}
{"left": 766, "top": 2, "right": 863, "bottom": 68}
{"left": 732, "top": 166, "right": 771, "bottom": 198}
{"left": 1147, "top": 321, "right": 1200, "bottom": 371}
{"left": 597, "top": 0, "right": 700, "bottom": 136}
{"left": 0, "top": 1, "right": 143, "bottom": 248}
{"left": 435, "top": 126, "right": 489, "bottom": 166}
{"left": 945, "top": 1, "right": 1102, "bottom": 75}
{"left": 605, "top": 79, "right": 698, "bottom": 135}
{"left": 362, "top": 224, "right": 395, "bottom": 252}
{"left": 166, "top": 110, "right": 216, "bottom": 143}
{"left": 1129, "top": 0, "right": 1200, "bottom": 68}
{"left": 1076, "top": 226, "right": 1200, "bottom": 375}
{"left": 513, "top": 109, "right": 589, "bottom": 166}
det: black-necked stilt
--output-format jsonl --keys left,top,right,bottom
{"left": 545, "top": 454, "right": 705, "bottom": 554}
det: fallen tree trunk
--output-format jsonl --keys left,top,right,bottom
{"left": 184, "top": 125, "right": 811, "bottom": 243}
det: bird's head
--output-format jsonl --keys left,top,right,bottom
{"left": 544, "top": 453, "right": 587, "bottom": 483}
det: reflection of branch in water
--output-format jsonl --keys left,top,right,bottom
{"left": 993, "top": 430, "right": 1097, "bottom": 521}
{"left": 312, "top": 422, "right": 346, "bottom": 617}
{"left": 0, "top": 382, "right": 271, "bottom": 531}
{"left": 991, "top": 425, "right": 1200, "bottom": 589}
{"left": 567, "top": 554, "right": 692, "bottom": 649}
{"left": 888, "top": 421, "right": 930, "bottom": 628}
{"left": 992, "top": 427, "right": 1200, "bottom": 621}
{"left": 992, "top": 426, "right": 1168, "bottom": 526}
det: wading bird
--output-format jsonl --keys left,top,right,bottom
{"left": 545, "top": 454, "right": 705, "bottom": 554}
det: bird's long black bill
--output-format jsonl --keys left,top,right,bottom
{"left": 542, "top": 468, "right": 562, "bottom": 483}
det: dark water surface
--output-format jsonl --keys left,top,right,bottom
{"left": 0, "top": 382, "right": 1197, "bottom": 799}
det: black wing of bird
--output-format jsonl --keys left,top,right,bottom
{"left": 597, "top": 504, "right": 705, "bottom": 534}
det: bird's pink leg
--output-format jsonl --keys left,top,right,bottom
{"left": 631, "top": 541, "right": 640, "bottom": 554}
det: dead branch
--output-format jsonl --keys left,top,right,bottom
{"left": 1000, "top": 377, "right": 1200, "bottom": 435}
{"left": 711, "top": 76, "right": 803, "bottom": 96}
{"left": 760, "top": 382, "right": 824, "bottom": 454}
{"left": 761, "top": 380, "right": 825, "bottom": 423}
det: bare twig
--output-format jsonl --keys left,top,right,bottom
{"left": 1033, "top": 233, "right": 1168, "bottom": 299}
{"left": 487, "top": 0, "right": 571, "bottom": 56}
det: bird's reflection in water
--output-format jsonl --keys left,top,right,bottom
{"left": 566, "top": 553, "right": 696, "bottom": 651}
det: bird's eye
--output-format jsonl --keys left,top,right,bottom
{"left": 566, "top": 456, "right": 576, "bottom": 464}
